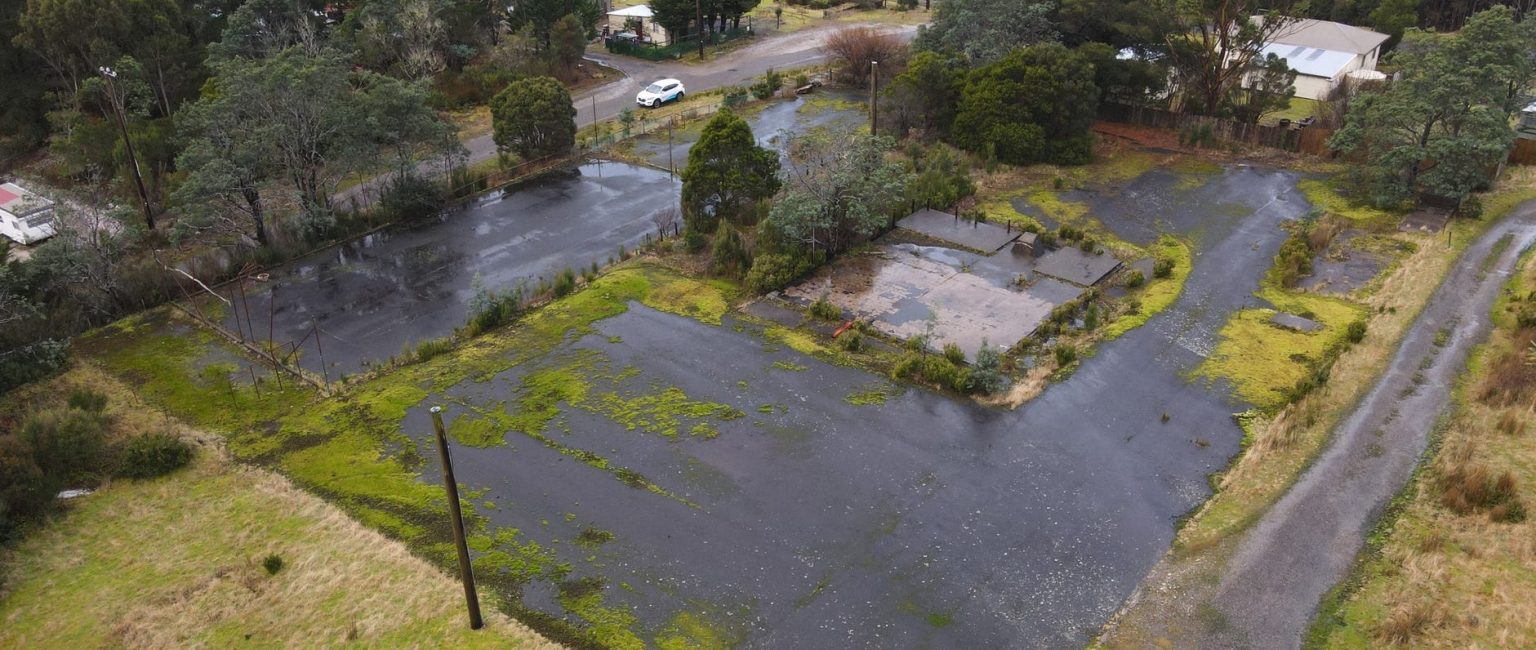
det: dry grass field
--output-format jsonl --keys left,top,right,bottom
{"left": 0, "top": 365, "right": 557, "bottom": 650}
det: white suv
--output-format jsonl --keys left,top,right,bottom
{"left": 636, "top": 79, "right": 685, "bottom": 108}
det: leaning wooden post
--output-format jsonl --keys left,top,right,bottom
{"left": 430, "top": 406, "right": 484, "bottom": 630}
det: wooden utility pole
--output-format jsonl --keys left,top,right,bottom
{"left": 697, "top": 0, "right": 705, "bottom": 59}
{"left": 430, "top": 406, "right": 484, "bottom": 630}
{"left": 869, "top": 61, "right": 879, "bottom": 135}
{"left": 98, "top": 66, "right": 155, "bottom": 229}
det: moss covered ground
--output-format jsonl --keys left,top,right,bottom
{"left": 1195, "top": 283, "right": 1368, "bottom": 412}
{"left": 70, "top": 263, "right": 752, "bottom": 649}
{"left": 0, "top": 367, "right": 555, "bottom": 650}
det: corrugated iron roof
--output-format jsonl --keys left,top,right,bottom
{"left": 1259, "top": 43, "right": 1357, "bottom": 79}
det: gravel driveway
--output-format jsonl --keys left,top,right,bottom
{"left": 1202, "top": 204, "right": 1536, "bottom": 648}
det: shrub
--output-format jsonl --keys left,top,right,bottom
{"left": 710, "top": 227, "right": 751, "bottom": 277}
{"left": 809, "top": 294, "right": 842, "bottom": 321}
{"left": 0, "top": 434, "right": 47, "bottom": 540}
{"left": 1153, "top": 257, "right": 1174, "bottom": 279}
{"left": 1053, "top": 344, "right": 1078, "bottom": 366}
{"left": 1346, "top": 319, "right": 1367, "bottom": 343}
{"left": 553, "top": 268, "right": 577, "bottom": 298}
{"left": 1124, "top": 270, "right": 1145, "bottom": 289}
{"left": 893, "top": 352, "right": 971, "bottom": 393}
{"left": 1084, "top": 304, "right": 1100, "bottom": 330}
{"left": 67, "top": 388, "right": 108, "bottom": 412}
{"left": 840, "top": 331, "right": 864, "bottom": 352}
{"left": 263, "top": 554, "right": 285, "bottom": 575}
{"left": 746, "top": 253, "right": 817, "bottom": 293}
{"left": 942, "top": 342, "right": 965, "bottom": 364}
{"left": 378, "top": 174, "right": 447, "bottom": 222}
{"left": 413, "top": 337, "right": 455, "bottom": 363}
{"left": 117, "top": 433, "right": 194, "bottom": 479}
{"left": 969, "top": 342, "right": 1008, "bottom": 394}
{"left": 683, "top": 227, "right": 710, "bottom": 253}
{"left": 20, "top": 406, "right": 114, "bottom": 489}
{"left": 905, "top": 334, "right": 929, "bottom": 352}
{"left": 752, "top": 67, "right": 783, "bottom": 100}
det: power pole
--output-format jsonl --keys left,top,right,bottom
{"left": 869, "top": 61, "right": 879, "bottom": 135}
{"left": 430, "top": 406, "right": 484, "bottom": 630}
{"left": 667, "top": 117, "right": 675, "bottom": 176}
{"left": 697, "top": 0, "right": 705, "bottom": 59}
{"left": 98, "top": 66, "right": 155, "bottom": 230}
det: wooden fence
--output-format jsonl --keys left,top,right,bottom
{"left": 1509, "top": 137, "right": 1536, "bottom": 166}
{"left": 1097, "top": 102, "right": 1335, "bottom": 155}
{"left": 1100, "top": 102, "right": 1536, "bottom": 165}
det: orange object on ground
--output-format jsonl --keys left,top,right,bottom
{"left": 832, "top": 321, "right": 855, "bottom": 338}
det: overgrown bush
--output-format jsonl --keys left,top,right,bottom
{"left": 553, "top": 268, "right": 578, "bottom": 298}
{"left": 118, "top": 433, "right": 194, "bottom": 479}
{"left": 683, "top": 227, "right": 710, "bottom": 253}
{"left": 809, "top": 294, "right": 842, "bottom": 321}
{"left": 1125, "top": 270, "right": 1145, "bottom": 288}
{"left": 942, "top": 342, "right": 965, "bottom": 364}
{"left": 263, "top": 553, "right": 285, "bottom": 575}
{"left": 379, "top": 174, "right": 447, "bottom": 222}
{"left": 746, "top": 253, "right": 818, "bottom": 293}
{"left": 1053, "top": 344, "right": 1078, "bottom": 366}
{"left": 1346, "top": 319, "right": 1367, "bottom": 343}
{"left": 1, "top": 403, "right": 114, "bottom": 539}
{"left": 464, "top": 278, "right": 527, "bottom": 337}
{"left": 893, "top": 352, "right": 971, "bottom": 393}
{"left": 840, "top": 331, "right": 865, "bottom": 352}
{"left": 1270, "top": 228, "right": 1315, "bottom": 288}
{"left": 412, "top": 337, "right": 456, "bottom": 363}
{"left": 710, "top": 227, "right": 752, "bottom": 278}
{"left": 752, "top": 67, "right": 783, "bottom": 100}
{"left": 20, "top": 406, "right": 114, "bottom": 488}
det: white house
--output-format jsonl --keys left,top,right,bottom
{"left": 0, "top": 182, "right": 55, "bottom": 246}
{"left": 606, "top": 5, "right": 671, "bottom": 44}
{"left": 1253, "top": 17, "right": 1390, "bottom": 100}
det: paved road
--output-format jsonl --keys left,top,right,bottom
{"left": 338, "top": 23, "right": 917, "bottom": 207}
{"left": 1203, "top": 205, "right": 1536, "bottom": 648}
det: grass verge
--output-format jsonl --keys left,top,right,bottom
{"left": 0, "top": 366, "right": 554, "bottom": 650}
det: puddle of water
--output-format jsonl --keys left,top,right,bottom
{"left": 224, "top": 162, "right": 680, "bottom": 375}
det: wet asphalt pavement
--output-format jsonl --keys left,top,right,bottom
{"left": 227, "top": 162, "right": 679, "bottom": 375}
{"left": 376, "top": 167, "right": 1312, "bottom": 647}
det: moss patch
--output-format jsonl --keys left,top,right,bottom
{"left": 1103, "top": 235, "right": 1193, "bottom": 340}
{"left": 1299, "top": 178, "right": 1400, "bottom": 226}
{"left": 1195, "top": 285, "right": 1366, "bottom": 411}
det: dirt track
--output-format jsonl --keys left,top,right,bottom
{"left": 1199, "top": 204, "right": 1536, "bottom": 648}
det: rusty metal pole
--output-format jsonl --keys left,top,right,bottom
{"left": 430, "top": 406, "right": 484, "bottom": 630}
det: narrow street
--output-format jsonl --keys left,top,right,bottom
{"left": 337, "top": 23, "right": 917, "bottom": 206}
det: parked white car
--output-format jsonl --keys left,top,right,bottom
{"left": 0, "top": 182, "right": 56, "bottom": 246}
{"left": 636, "top": 79, "right": 685, "bottom": 108}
